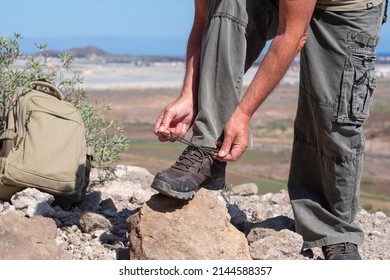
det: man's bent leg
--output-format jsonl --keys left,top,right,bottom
{"left": 191, "top": 0, "right": 279, "bottom": 147}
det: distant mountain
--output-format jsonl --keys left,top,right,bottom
{"left": 37, "top": 46, "right": 108, "bottom": 58}
{"left": 38, "top": 46, "right": 113, "bottom": 58}
{"left": 20, "top": 36, "right": 187, "bottom": 57}
{"left": 37, "top": 46, "right": 184, "bottom": 63}
{"left": 67, "top": 46, "right": 111, "bottom": 58}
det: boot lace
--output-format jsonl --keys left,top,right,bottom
{"left": 323, "top": 242, "right": 357, "bottom": 259}
{"left": 163, "top": 132, "right": 219, "bottom": 172}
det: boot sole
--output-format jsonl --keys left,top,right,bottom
{"left": 151, "top": 178, "right": 195, "bottom": 200}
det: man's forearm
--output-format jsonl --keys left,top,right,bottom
{"left": 180, "top": 0, "right": 208, "bottom": 103}
{"left": 237, "top": 34, "right": 302, "bottom": 117}
{"left": 237, "top": 0, "right": 315, "bottom": 118}
{"left": 181, "top": 27, "right": 203, "bottom": 103}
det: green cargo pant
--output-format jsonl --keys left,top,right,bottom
{"left": 289, "top": 3, "right": 386, "bottom": 249}
{"left": 191, "top": 0, "right": 279, "bottom": 147}
{"left": 191, "top": 0, "right": 386, "bottom": 249}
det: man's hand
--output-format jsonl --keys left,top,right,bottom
{"left": 214, "top": 107, "right": 251, "bottom": 162}
{"left": 154, "top": 96, "right": 196, "bottom": 142}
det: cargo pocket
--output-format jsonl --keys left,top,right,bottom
{"left": 335, "top": 33, "right": 377, "bottom": 125}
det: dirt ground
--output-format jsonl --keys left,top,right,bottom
{"left": 85, "top": 69, "right": 390, "bottom": 214}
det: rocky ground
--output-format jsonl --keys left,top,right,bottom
{"left": 1, "top": 165, "right": 389, "bottom": 260}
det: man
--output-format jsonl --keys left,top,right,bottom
{"left": 151, "top": 0, "right": 387, "bottom": 260}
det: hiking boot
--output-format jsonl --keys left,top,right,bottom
{"left": 322, "top": 242, "right": 362, "bottom": 260}
{"left": 151, "top": 145, "right": 226, "bottom": 200}
{"left": 202, "top": 159, "right": 226, "bottom": 190}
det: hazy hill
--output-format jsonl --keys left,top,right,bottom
{"left": 37, "top": 46, "right": 185, "bottom": 64}
{"left": 67, "top": 46, "right": 111, "bottom": 58}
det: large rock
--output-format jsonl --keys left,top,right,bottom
{"left": 0, "top": 212, "right": 71, "bottom": 259}
{"left": 127, "top": 188, "right": 251, "bottom": 260}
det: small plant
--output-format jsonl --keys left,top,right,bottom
{"left": 220, "top": 184, "right": 234, "bottom": 207}
{"left": 362, "top": 204, "right": 373, "bottom": 212}
{"left": 0, "top": 33, "right": 130, "bottom": 183}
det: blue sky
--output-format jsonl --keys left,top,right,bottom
{"left": 1, "top": 0, "right": 389, "bottom": 56}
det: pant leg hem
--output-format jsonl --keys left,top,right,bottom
{"left": 302, "top": 233, "right": 364, "bottom": 250}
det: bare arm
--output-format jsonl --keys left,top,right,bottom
{"left": 181, "top": 0, "right": 208, "bottom": 102}
{"left": 237, "top": 0, "right": 315, "bottom": 118}
{"left": 154, "top": 0, "right": 208, "bottom": 140}
{"left": 216, "top": 0, "right": 316, "bottom": 161}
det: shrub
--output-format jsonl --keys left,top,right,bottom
{"left": 0, "top": 34, "right": 130, "bottom": 184}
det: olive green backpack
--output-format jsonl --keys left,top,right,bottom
{"left": 0, "top": 80, "right": 92, "bottom": 206}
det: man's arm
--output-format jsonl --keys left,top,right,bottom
{"left": 154, "top": 0, "right": 208, "bottom": 140}
{"left": 181, "top": 0, "right": 208, "bottom": 102}
{"left": 237, "top": 0, "right": 315, "bottom": 117}
{"left": 216, "top": 0, "right": 316, "bottom": 161}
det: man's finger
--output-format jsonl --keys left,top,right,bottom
{"left": 218, "top": 135, "right": 233, "bottom": 158}
{"left": 158, "top": 109, "right": 175, "bottom": 133}
{"left": 154, "top": 113, "right": 164, "bottom": 135}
